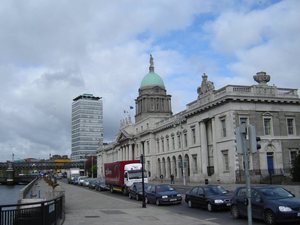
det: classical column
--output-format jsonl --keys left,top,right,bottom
{"left": 129, "top": 144, "right": 133, "bottom": 160}
{"left": 200, "top": 121, "right": 208, "bottom": 176}
{"left": 211, "top": 118, "right": 218, "bottom": 175}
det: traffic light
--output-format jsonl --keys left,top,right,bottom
{"left": 256, "top": 136, "right": 261, "bottom": 151}
{"left": 248, "top": 125, "right": 261, "bottom": 153}
{"left": 235, "top": 124, "right": 247, "bottom": 154}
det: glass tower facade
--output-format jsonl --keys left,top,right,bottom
{"left": 71, "top": 94, "right": 103, "bottom": 161}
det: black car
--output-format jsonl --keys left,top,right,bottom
{"left": 185, "top": 185, "right": 232, "bottom": 211}
{"left": 128, "top": 182, "right": 149, "bottom": 201}
{"left": 145, "top": 183, "right": 182, "bottom": 206}
{"left": 230, "top": 186, "right": 300, "bottom": 225}
{"left": 94, "top": 179, "right": 109, "bottom": 191}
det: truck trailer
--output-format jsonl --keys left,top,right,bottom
{"left": 104, "top": 160, "right": 148, "bottom": 194}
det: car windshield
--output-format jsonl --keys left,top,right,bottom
{"left": 156, "top": 185, "right": 174, "bottom": 192}
{"left": 128, "top": 171, "right": 147, "bottom": 179}
{"left": 260, "top": 187, "right": 294, "bottom": 200}
{"left": 204, "top": 186, "right": 227, "bottom": 195}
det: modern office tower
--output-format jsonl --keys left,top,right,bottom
{"left": 71, "top": 94, "right": 103, "bottom": 161}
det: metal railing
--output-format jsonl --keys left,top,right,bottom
{"left": 0, "top": 195, "right": 64, "bottom": 225}
{"left": 235, "top": 168, "right": 291, "bottom": 184}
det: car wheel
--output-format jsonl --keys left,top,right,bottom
{"left": 264, "top": 210, "right": 276, "bottom": 225}
{"left": 231, "top": 205, "right": 240, "bottom": 219}
{"left": 188, "top": 200, "right": 193, "bottom": 208}
{"left": 156, "top": 199, "right": 160, "bottom": 206}
{"left": 136, "top": 195, "right": 140, "bottom": 201}
{"left": 207, "top": 202, "right": 213, "bottom": 212}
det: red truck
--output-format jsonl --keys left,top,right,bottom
{"left": 104, "top": 160, "right": 148, "bottom": 194}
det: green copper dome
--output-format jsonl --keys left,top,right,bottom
{"left": 140, "top": 72, "right": 165, "bottom": 88}
{"left": 140, "top": 54, "right": 165, "bottom": 89}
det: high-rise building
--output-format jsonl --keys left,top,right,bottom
{"left": 71, "top": 93, "right": 103, "bottom": 161}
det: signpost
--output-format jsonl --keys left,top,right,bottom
{"left": 235, "top": 124, "right": 260, "bottom": 225}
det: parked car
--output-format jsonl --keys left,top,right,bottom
{"left": 230, "top": 186, "right": 300, "bottom": 225}
{"left": 88, "top": 178, "right": 98, "bottom": 189}
{"left": 128, "top": 182, "right": 149, "bottom": 201}
{"left": 185, "top": 185, "right": 232, "bottom": 211}
{"left": 145, "top": 183, "right": 182, "bottom": 206}
{"left": 77, "top": 176, "right": 88, "bottom": 186}
{"left": 95, "top": 179, "right": 109, "bottom": 191}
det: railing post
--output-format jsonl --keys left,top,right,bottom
{"left": 41, "top": 202, "right": 45, "bottom": 225}
{"left": 54, "top": 199, "right": 57, "bottom": 225}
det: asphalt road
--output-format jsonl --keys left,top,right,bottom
{"left": 60, "top": 179, "right": 298, "bottom": 225}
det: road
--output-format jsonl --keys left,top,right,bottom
{"left": 60, "top": 179, "right": 273, "bottom": 225}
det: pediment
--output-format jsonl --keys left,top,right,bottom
{"left": 116, "top": 130, "right": 133, "bottom": 142}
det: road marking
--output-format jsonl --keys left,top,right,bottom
{"left": 205, "top": 218, "right": 217, "bottom": 221}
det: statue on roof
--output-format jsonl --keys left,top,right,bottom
{"left": 149, "top": 54, "right": 154, "bottom": 73}
{"left": 197, "top": 73, "right": 215, "bottom": 97}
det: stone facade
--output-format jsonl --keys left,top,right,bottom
{"left": 97, "top": 63, "right": 300, "bottom": 183}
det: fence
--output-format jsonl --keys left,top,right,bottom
{"left": 235, "top": 168, "right": 291, "bottom": 184}
{"left": 0, "top": 195, "right": 64, "bottom": 225}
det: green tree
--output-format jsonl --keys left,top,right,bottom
{"left": 291, "top": 154, "right": 300, "bottom": 182}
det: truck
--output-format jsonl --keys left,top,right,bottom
{"left": 67, "top": 168, "right": 84, "bottom": 183}
{"left": 104, "top": 160, "right": 148, "bottom": 194}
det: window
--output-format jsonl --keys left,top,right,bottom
{"left": 192, "top": 154, "right": 198, "bottom": 173}
{"left": 177, "top": 134, "right": 181, "bottom": 148}
{"left": 263, "top": 117, "right": 273, "bottom": 135}
{"left": 172, "top": 136, "right": 175, "bottom": 150}
{"left": 191, "top": 127, "right": 196, "bottom": 144}
{"left": 222, "top": 150, "right": 229, "bottom": 172}
{"left": 287, "top": 118, "right": 295, "bottom": 135}
{"left": 290, "top": 149, "right": 299, "bottom": 166}
{"left": 220, "top": 118, "right": 226, "bottom": 137}
{"left": 166, "top": 137, "right": 169, "bottom": 151}
{"left": 184, "top": 133, "right": 188, "bottom": 147}
{"left": 161, "top": 138, "right": 164, "bottom": 152}
{"left": 239, "top": 117, "right": 248, "bottom": 125}
{"left": 156, "top": 139, "right": 160, "bottom": 153}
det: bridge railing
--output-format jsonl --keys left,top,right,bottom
{"left": 0, "top": 195, "right": 64, "bottom": 225}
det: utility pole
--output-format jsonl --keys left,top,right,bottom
{"left": 140, "top": 153, "right": 146, "bottom": 208}
{"left": 236, "top": 123, "right": 252, "bottom": 225}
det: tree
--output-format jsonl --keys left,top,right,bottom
{"left": 85, "top": 156, "right": 97, "bottom": 177}
{"left": 291, "top": 154, "right": 300, "bottom": 182}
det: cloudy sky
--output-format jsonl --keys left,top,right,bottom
{"left": 1, "top": 0, "right": 299, "bottom": 161}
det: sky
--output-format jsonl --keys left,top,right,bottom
{"left": 0, "top": 0, "right": 299, "bottom": 161}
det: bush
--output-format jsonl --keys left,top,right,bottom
{"left": 291, "top": 154, "right": 300, "bottom": 182}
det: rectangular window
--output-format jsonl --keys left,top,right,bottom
{"left": 287, "top": 118, "right": 295, "bottom": 135}
{"left": 157, "top": 139, "right": 160, "bottom": 153}
{"left": 192, "top": 154, "right": 198, "bottom": 173}
{"left": 178, "top": 135, "right": 181, "bottom": 148}
{"left": 263, "top": 117, "right": 272, "bottom": 135}
{"left": 172, "top": 136, "right": 175, "bottom": 150}
{"left": 191, "top": 127, "right": 196, "bottom": 144}
{"left": 290, "top": 149, "right": 299, "bottom": 166}
{"left": 220, "top": 118, "right": 226, "bottom": 137}
{"left": 161, "top": 138, "right": 164, "bottom": 152}
{"left": 239, "top": 117, "right": 248, "bottom": 125}
{"left": 184, "top": 133, "right": 188, "bottom": 147}
{"left": 222, "top": 150, "right": 229, "bottom": 172}
{"left": 166, "top": 138, "right": 169, "bottom": 151}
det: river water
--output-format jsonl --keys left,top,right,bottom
{"left": 0, "top": 185, "right": 25, "bottom": 205}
